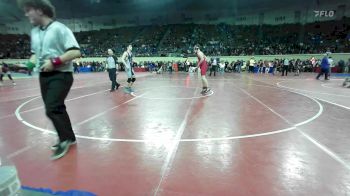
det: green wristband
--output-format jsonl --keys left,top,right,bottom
{"left": 26, "top": 61, "right": 35, "bottom": 70}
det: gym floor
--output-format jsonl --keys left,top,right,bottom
{"left": 0, "top": 72, "right": 349, "bottom": 195}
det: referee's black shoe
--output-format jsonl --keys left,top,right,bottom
{"left": 51, "top": 140, "right": 73, "bottom": 160}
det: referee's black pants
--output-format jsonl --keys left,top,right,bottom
{"left": 209, "top": 66, "right": 217, "bottom": 76}
{"left": 282, "top": 65, "right": 289, "bottom": 76}
{"left": 108, "top": 68, "right": 118, "bottom": 91}
{"left": 39, "top": 72, "right": 76, "bottom": 142}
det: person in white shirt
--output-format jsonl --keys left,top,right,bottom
{"left": 121, "top": 45, "right": 136, "bottom": 93}
{"left": 185, "top": 58, "right": 190, "bottom": 72}
{"left": 328, "top": 56, "right": 334, "bottom": 78}
{"left": 19, "top": 0, "right": 81, "bottom": 160}
{"left": 249, "top": 57, "right": 255, "bottom": 73}
{"left": 219, "top": 62, "right": 225, "bottom": 75}
{"left": 209, "top": 58, "right": 218, "bottom": 76}
{"left": 282, "top": 58, "right": 289, "bottom": 76}
{"left": 106, "top": 49, "right": 120, "bottom": 92}
{"left": 265, "top": 61, "right": 272, "bottom": 74}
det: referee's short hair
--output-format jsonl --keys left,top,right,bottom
{"left": 17, "top": 0, "right": 56, "bottom": 18}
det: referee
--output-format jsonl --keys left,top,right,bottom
{"left": 106, "top": 49, "right": 120, "bottom": 92}
{"left": 282, "top": 58, "right": 289, "bottom": 76}
{"left": 19, "top": 0, "right": 81, "bottom": 160}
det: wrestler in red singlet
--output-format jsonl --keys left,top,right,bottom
{"left": 194, "top": 45, "right": 211, "bottom": 94}
{"left": 197, "top": 53, "right": 208, "bottom": 76}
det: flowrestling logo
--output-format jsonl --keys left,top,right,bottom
{"left": 314, "top": 10, "right": 335, "bottom": 17}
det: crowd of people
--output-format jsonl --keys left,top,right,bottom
{"left": 67, "top": 56, "right": 350, "bottom": 76}
{"left": 0, "top": 34, "right": 31, "bottom": 59}
{"left": 72, "top": 61, "right": 106, "bottom": 73}
{"left": 4, "top": 55, "right": 350, "bottom": 77}
{"left": 1, "top": 18, "right": 349, "bottom": 59}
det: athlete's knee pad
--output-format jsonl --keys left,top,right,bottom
{"left": 127, "top": 78, "right": 132, "bottom": 83}
{"left": 132, "top": 78, "right": 136, "bottom": 82}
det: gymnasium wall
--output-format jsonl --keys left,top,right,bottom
{"left": 3, "top": 0, "right": 349, "bottom": 34}
{"left": 235, "top": 2, "right": 350, "bottom": 25}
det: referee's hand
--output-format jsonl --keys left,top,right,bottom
{"left": 41, "top": 60, "right": 54, "bottom": 72}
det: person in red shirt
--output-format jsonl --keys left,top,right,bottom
{"left": 194, "top": 45, "right": 211, "bottom": 95}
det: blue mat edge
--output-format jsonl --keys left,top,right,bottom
{"left": 21, "top": 186, "right": 97, "bottom": 196}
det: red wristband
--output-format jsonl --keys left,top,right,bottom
{"left": 51, "top": 57, "right": 63, "bottom": 68}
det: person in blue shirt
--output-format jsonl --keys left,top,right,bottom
{"left": 316, "top": 54, "right": 330, "bottom": 80}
